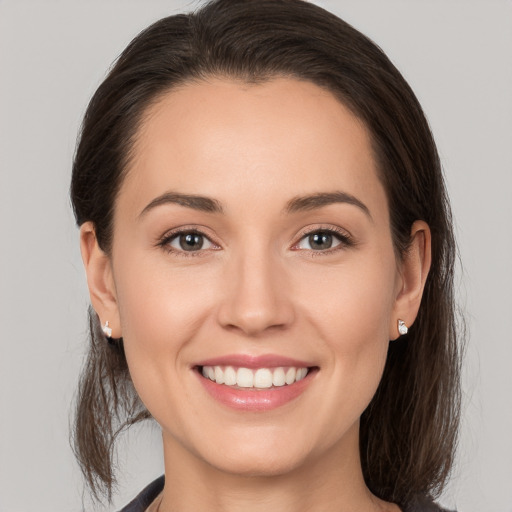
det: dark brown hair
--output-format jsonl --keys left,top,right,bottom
{"left": 70, "top": 0, "right": 461, "bottom": 507}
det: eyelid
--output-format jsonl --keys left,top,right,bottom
{"left": 157, "top": 224, "right": 355, "bottom": 257}
{"left": 168, "top": 232, "right": 216, "bottom": 251}
{"left": 291, "top": 225, "right": 355, "bottom": 252}
{"left": 157, "top": 225, "right": 221, "bottom": 256}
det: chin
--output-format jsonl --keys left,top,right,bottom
{"left": 209, "top": 450, "right": 305, "bottom": 479}
{"left": 195, "top": 430, "right": 315, "bottom": 478}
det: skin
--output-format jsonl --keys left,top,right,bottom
{"left": 80, "top": 78, "right": 431, "bottom": 512}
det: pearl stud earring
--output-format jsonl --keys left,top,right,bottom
{"left": 398, "top": 319, "right": 408, "bottom": 336}
{"left": 102, "top": 320, "right": 113, "bottom": 338}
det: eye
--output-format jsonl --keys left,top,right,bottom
{"left": 294, "top": 228, "right": 353, "bottom": 252}
{"left": 163, "top": 230, "right": 217, "bottom": 253}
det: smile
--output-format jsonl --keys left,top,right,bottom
{"left": 201, "top": 365, "right": 309, "bottom": 389}
{"left": 195, "top": 355, "right": 317, "bottom": 411}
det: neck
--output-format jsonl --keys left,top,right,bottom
{"left": 158, "top": 424, "right": 398, "bottom": 512}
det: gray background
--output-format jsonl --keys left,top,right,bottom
{"left": 1, "top": 0, "right": 511, "bottom": 510}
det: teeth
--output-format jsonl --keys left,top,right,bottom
{"left": 254, "top": 368, "right": 273, "bottom": 388}
{"left": 201, "top": 365, "right": 309, "bottom": 389}
{"left": 296, "top": 367, "right": 308, "bottom": 381}
{"left": 214, "top": 366, "right": 224, "bottom": 384}
{"left": 272, "top": 367, "right": 286, "bottom": 387}
{"left": 237, "top": 367, "right": 254, "bottom": 388}
{"left": 285, "top": 367, "right": 296, "bottom": 384}
{"left": 224, "top": 366, "right": 237, "bottom": 386}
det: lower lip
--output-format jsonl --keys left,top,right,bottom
{"left": 196, "top": 369, "right": 315, "bottom": 411}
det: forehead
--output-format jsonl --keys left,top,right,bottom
{"left": 121, "top": 77, "right": 386, "bottom": 219}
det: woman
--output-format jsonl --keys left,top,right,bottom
{"left": 70, "top": 0, "right": 461, "bottom": 511}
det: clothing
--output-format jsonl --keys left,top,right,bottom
{"left": 118, "top": 476, "right": 164, "bottom": 512}
{"left": 401, "top": 496, "right": 456, "bottom": 512}
{"left": 118, "top": 476, "right": 455, "bottom": 512}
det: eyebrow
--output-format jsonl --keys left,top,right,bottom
{"left": 139, "top": 190, "right": 371, "bottom": 220}
{"left": 139, "top": 192, "right": 224, "bottom": 218}
{"left": 284, "top": 191, "right": 372, "bottom": 219}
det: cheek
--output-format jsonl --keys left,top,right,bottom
{"left": 116, "top": 250, "right": 217, "bottom": 337}
{"left": 296, "top": 252, "right": 397, "bottom": 347}
{"left": 293, "top": 251, "right": 397, "bottom": 415}
{"left": 112, "top": 253, "right": 220, "bottom": 404}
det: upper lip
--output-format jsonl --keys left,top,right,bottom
{"left": 194, "top": 354, "right": 314, "bottom": 369}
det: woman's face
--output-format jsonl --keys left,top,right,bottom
{"left": 87, "top": 78, "right": 416, "bottom": 476}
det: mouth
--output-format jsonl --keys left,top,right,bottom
{"left": 194, "top": 356, "right": 318, "bottom": 411}
{"left": 198, "top": 365, "right": 311, "bottom": 389}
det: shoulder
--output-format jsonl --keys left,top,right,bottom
{"left": 118, "top": 476, "right": 165, "bottom": 512}
{"left": 401, "top": 496, "right": 456, "bottom": 512}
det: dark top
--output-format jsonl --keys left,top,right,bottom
{"left": 118, "top": 476, "right": 165, "bottom": 512}
{"left": 118, "top": 476, "right": 455, "bottom": 512}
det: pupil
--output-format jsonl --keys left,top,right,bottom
{"left": 180, "top": 233, "right": 203, "bottom": 251}
{"left": 310, "top": 232, "right": 332, "bottom": 250}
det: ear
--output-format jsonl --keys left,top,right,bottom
{"left": 390, "top": 220, "right": 432, "bottom": 340}
{"left": 80, "top": 222, "right": 121, "bottom": 338}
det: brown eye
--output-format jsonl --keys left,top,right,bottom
{"left": 180, "top": 233, "right": 204, "bottom": 251}
{"left": 167, "top": 231, "right": 215, "bottom": 252}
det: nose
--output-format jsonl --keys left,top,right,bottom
{"left": 216, "top": 247, "right": 295, "bottom": 337}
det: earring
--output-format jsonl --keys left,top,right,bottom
{"left": 102, "top": 320, "right": 113, "bottom": 338}
{"left": 398, "top": 319, "right": 408, "bottom": 336}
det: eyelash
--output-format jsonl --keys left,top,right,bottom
{"left": 293, "top": 225, "right": 355, "bottom": 257}
{"left": 157, "top": 228, "right": 218, "bottom": 258}
{"left": 157, "top": 225, "right": 355, "bottom": 258}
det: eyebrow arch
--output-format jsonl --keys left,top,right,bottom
{"left": 284, "top": 191, "right": 372, "bottom": 220}
{"left": 139, "top": 192, "right": 224, "bottom": 218}
{"left": 139, "top": 190, "right": 371, "bottom": 220}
